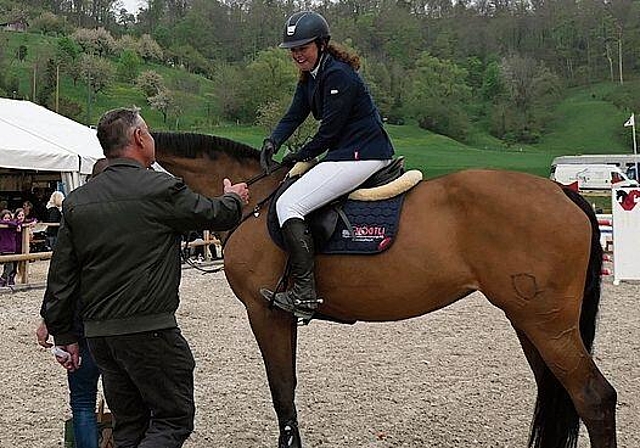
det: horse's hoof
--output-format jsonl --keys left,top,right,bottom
{"left": 278, "top": 422, "right": 302, "bottom": 448}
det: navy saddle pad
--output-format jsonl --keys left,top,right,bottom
{"left": 267, "top": 182, "right": 405, "bottom": 255}
{"left": 321, "top": 195, "right": 404, "bottom": 254}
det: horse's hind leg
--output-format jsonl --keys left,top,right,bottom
{"left": 246, "top": 300, "right": 303, "bottom": 448}
{"left": 512, "top": 320, "right": 616, "bottom": 448}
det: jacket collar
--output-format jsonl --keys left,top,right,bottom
{"left": 107, "top": 157, "right": 147, "bottom": 169}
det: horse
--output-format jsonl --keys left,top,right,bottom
{"left": 152, "top": 131, "right": 617, "bottom": 448}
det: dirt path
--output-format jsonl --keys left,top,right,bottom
{"left": 1, "top": 261, "right": 637, "bottom": 447}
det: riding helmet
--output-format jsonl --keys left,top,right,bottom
{"left": 279, "top": 11, "right": 330, "bottom": 49}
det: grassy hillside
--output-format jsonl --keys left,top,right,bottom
{"left": 3, "top": 30, "right": 638, "bottom": 180}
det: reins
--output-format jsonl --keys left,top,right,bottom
{"left": 244, "top": 163, "right": 287, "bottom": 186}
{"left": 182, "top": 163, "right": 287, "bottom": 274}
{"left": 221, "top": 163, "right": 288, "bottom": 247}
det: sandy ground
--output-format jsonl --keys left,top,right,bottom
{"left": 0, "top": 260, "right": 637, "bottom": 448}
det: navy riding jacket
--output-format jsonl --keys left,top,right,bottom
{"left": 270, "top": 54, "right": 394, "bottom": 162}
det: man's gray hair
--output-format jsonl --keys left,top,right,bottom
{"left": 96, "top": 107, "right": 144, "bottom": 158}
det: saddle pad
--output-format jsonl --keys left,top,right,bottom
{"left": 321, "top": 195, "right": 404, "bottom": 254}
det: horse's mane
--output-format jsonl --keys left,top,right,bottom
{"left": 152, "top": 131, "right": 260, "bottom": 162}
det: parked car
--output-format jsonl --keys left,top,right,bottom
{"left": 550, "top": 163, "right": 639, "bottom": 190}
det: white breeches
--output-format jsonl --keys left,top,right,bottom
{"left": 276, "top": 160, "right": 392, "bottom": 226}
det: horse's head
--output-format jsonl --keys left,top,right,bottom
{"left": 152, "top": 131, "right": 265, "bottom": 198}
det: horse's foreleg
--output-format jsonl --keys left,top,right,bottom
{"left": 246, "top": 301, "right": 303, "bottom": 448}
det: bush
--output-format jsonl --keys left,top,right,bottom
{"left": 416, "top": 104, "right": 470, "bottom": 141}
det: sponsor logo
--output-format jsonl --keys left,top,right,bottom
{"left": 616, "top": 189, "right": 640, "bottom": 211}
{"left": 342, "top": 225, "right": 387, "bottom": 241}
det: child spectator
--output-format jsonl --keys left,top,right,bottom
{"left": 14, "top": 207, "right": 36, "bottom": 282}
{"left": 14, "top": 207, "right": 27, "bottom": 254}
{"left": 0, "top": 209, "right": 18, "bottom": 287}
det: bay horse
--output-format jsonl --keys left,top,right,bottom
{"left": 152, "top": 131, "right": 617, "bottom": 448}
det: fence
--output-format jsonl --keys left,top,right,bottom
{"left": 0, "top": 224, "right": 221, "bottom": 287}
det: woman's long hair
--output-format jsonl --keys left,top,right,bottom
{"left": 299, "top": 42, "right": 360, "bottom": 82}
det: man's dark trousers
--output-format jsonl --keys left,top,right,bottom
{"left": 88, "top": 328, "right": 195, "bottom": 448}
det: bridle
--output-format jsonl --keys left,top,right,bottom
{"left": 182, "top": 163, "right": 287, "bottom": 274}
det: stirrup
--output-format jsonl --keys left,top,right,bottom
{"left": 260, "top": 288, "right": 322, "bottom": 323}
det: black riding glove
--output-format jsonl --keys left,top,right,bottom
{"left": 281, "top": 151, "right": 301, "bottom": 166}
{"left": 260, "top": 138, "right": 277, "bottom": 174}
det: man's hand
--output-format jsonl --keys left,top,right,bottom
{"left": 223, "top": 178, "right": 249, "bottom": 204}
{"left": 53, "top": 343, "right": 81, "bottom": 372}
{"left": 35, "top": 320, "right": 52, "bottom": 348}
{"left": 260, "top": 138, "right": 277, "bottom": 174}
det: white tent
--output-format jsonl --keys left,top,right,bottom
{"left": 0, "top": 98, "right": 103, "bottom": 191}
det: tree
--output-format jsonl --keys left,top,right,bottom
{"left": 31, "top": 11, "right": 70, "bottom": 36}
{"left": 136, "top": 70, "right": 165, "bottom": 97}
{"left": 148, "top": 88, "right": 174, "bottom": 124}
{"left": 167, "top": 44, "right": 210, "bottom": 75}
{"left": 115, "top": 35, "right": 140, "bottom": 55}
{"left": 79, "top": 54, "right": 115, "bottom": 94}
{"left": 211, "top": 63, "right": 244, "bottom": 122}
{"left": 241, "top": 48, "right": 298, "bottom": 123}
{"left": 71, "top": 27, "right": 116, "bottom": 57}
{"left": 16, "top": 45, "right": 28, "bottom": 62}
{"left": 56, "top": 36, "right": 82, "bottom": 86}
{"left": 405, "top": 52, "right": 472, "bottom": 140}
{"left": 117, "top": 50, "right": 141, "bottom": 82}
{"left": 138, "top": 34, "right": 164, "bottom": 63}
{"left": 493, "top": 55, "right": 561, "bottom": 142}
{"left": 37, "top": 58, "right": 57, "bottom": 107}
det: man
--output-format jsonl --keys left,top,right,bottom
{"left": 40, "top": 107, "right": 249, "bottom": 448}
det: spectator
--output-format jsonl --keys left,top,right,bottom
{"left": 32, "top": 188, "right": 48, "bottom": 221}
{"left": 36, "top": 321, "right": 101, "bottom": 448}
{"left": 35, "top": 159, "right": 109, "bottom": 448}
{"left": 14, "top": 207, "right": 36, "bottom": 281}
{"left": 22, "top": 200, "right": 37, "bottom": 222}
{"left": 0, "top": 209, "right": 17, "bottom": 287}
{"left": 40, "top": 107, "right": 249, "bottom": 448}
{"left": 45, "top": 191, "right": 65, "bottom": 250}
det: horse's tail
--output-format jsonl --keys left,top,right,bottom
{"left": 528, "top": 187, "right": 602, "bottom": 448}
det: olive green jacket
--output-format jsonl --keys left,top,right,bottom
{"left": 41, "top": 158, "right": 243, "bottom": 345}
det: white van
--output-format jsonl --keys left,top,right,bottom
{"left": 550, "top": 164, "right": 639, "bottom": 190}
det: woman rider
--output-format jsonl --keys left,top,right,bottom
{"left": 260, "top": 11, "right": 395, "bottom": 319}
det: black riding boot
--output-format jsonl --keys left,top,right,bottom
{"left": 261, "top": 218, "right": 322, "bottom": 320}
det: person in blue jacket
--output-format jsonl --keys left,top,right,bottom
{"left": 260, "top": 10, "right": 395, "bottom": 319}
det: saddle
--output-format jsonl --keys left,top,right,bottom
{"left": 267, "top": 157, "right": 423, "bottom": 254}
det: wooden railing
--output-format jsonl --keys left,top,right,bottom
{"left": 0, "top": 224, "right": 221, "bottom": 285}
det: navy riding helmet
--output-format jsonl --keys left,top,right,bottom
{"left": 279, "top": 11, "right": 330, "bottom": 49}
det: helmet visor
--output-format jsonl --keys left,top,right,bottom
{"left": 279, "top": 36, "right": 317, "bottom": 49}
